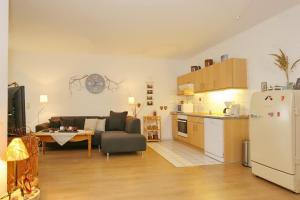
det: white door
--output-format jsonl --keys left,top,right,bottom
{"left": 250, "top": 91, "right": 295, "bottom": 174}
{"left": 204, "top": 118, "right": 224, "bottom": 162}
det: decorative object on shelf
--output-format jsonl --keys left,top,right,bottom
{"left": 270, "top": 49, "right": 300, "bottom": 86}
{"left": 191, "top": 66, "right": 201, "bottom": 72}
{"left": 287, "top": 82, "right": 294, "bottom": 90}
{"left": 295, "top": 78, "right": 300, "bottom": 90}
{"left": 128, "top": 97, "right": 142, "bottom": 117}
{"left": 143, "top": 116, "right": 161, "bottom": 142}
{"left": 37, "top": 95, "right": 48, "bottom": 124}
{"left": 221, "top": 54, "right": 229, "bottom": 62}
{"left": 69, "top": 74, "right": 123, "bottom": 94}
{"left": 5, "top": 138, "right": 29, "bottom": 191}
{"left": 146, "top": 82, "right": 154, "bottom": 106}
{"left": 153, "top": 110, "right": 157, "bottom": 116}
{"left": 261, "top": 82, "right": 268, "bottom": 92}
{"left": 205, "top": 59, "right": 213, "bottom": 67}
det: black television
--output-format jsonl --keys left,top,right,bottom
{"left": 8, "top": 86, "right": 26, "bottom": 136}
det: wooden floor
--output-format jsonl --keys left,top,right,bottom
{"left": 39, "top": 148, "right": 300, "bottom": 200}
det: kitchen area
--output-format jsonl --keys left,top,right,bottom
{"left": 171, "top": 58, "right": 249, "bottom": 164}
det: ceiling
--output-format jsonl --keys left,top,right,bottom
{"left": 9, "top": 0, "right": 300, "bottom": 59}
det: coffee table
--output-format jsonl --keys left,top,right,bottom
{"left": 34, "top": 130, "right": 94, "bottom": 157}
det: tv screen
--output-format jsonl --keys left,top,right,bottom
{"left": 8, "top": 86, "right": 26, "bottom": 136}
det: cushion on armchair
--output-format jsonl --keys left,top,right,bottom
{"left": 107, "top": 111, "right": 128, "bottom": 131}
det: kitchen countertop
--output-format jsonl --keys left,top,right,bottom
{"left": 170, "top": 112, "right": 249, "bottom": 119}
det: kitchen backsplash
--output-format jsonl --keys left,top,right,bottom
{"left": 178, "top": 89, "right": 250, "bottom": 115}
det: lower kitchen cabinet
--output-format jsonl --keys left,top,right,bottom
{"left": 187, "top": 117, "right": 204, "bottom": 149}
{"left": 171, "top": 114, "right": 249, "bottom": 163}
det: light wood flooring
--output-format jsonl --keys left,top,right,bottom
{"left": 39, "top": 148, "right": 300, "bottom": 200}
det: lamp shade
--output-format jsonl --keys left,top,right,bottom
{"left": 40, "top": 95, "right": 48, "bottom": 103}
{"left": 128, "top": 97, "right": 135, "bottom": 105}
{"left": 5, "top": 138, "right": 29, "bottom": 161}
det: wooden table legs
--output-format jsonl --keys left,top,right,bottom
{"left": 42, "top": 141, "right": 46, "bottom": 155}
{"left": 88, "top": 135, "right": 92, "bottom": 158}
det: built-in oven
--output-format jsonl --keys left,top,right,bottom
{"left": 177, "top": 115, "right": 188, "bottom": 137}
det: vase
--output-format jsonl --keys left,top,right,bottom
{"left": 286, "top": 82, "right": 294, "bottom": 90}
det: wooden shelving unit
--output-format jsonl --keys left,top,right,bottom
{"left": 143, "top": 116, "right": 161, "bottom": 142}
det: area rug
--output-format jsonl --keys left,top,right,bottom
{"left": 147, "top": 140, "right": 221, "bottom": 167}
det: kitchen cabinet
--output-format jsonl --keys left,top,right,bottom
{"left": 178, "top": 58, "right": 247, "bottom": 94}
{"left": 172, "top": 115, "right": 204, "bottom": 149}
{"left": 171, "top": 113, "right": 249, "bottom": 163}
{"left": 187, "top": 117, "right": 204, "bottom": 149}
{"left": 171, "top": 114, "right": 178, "bottom": 139}
{"left": 177, "top": 72, "right": 195, "bottom": 95}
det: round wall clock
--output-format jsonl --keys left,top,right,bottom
{"left": 85, "top": 74, "right": 106, "bottom": 94}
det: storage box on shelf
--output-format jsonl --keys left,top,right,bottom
{"left": 177, "top": 58, "right": 247, "bottom": 95}
{"left": 143, "top": 116, "right": 161, "bottom": 142}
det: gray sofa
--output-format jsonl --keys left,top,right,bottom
{"left": 35, "top": 115, "right": 146, "bottom": 157}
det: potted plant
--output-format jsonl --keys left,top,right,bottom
{"left": 270, "top": 49, "right": 300, "bottom": 88}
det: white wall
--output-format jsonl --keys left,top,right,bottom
{"left": 9, "top": 51, "right": 183, "bottom": 139}
{"left": 184, "top": 4, "right": 300, "bottom": 113}
{"left": 0, "top": 0, "right": 8, "bottom": 195}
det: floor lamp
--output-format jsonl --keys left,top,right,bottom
{"left": 38, "top": 94, "right": 48, "bottom": 124}
{"left": 5, "top": 138, "right": 29, "bottom": 190}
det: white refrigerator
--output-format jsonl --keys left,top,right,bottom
{"left": 250, "top": 91, "right": 300, "bottom": 193}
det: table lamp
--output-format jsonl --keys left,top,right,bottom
{"left": 128, "top": 97, "right": 142, "bottom": 117}
{"left": 5, "top": 138, "right": 29, "bottom": 189}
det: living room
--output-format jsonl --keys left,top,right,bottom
{"left": 2, "top": 0, "right": 300, "bottom": 199}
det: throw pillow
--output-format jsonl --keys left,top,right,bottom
{"left": 49, "top": 118, "right": 61, "bottom": 129}
{"left": 108, "top": 111, "right": 128, "bottom": 131}
{"left": 61, "top": 118, "right": 75, "bottom": 127}
{"left": 84, "top": 118, "right": 98, "bottom": 131}
{"left": 95, "top": 119, "right": 106, "bottom": 132}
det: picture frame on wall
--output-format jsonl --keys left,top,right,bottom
{"left": 147, "top": 90, "right": 153, "bottom": 94}
{"left": 147, "top": 96, "right": 153, "bottom": 100}
{"left": 146, "top": 83, "right": 153, "bottom": 89}
{"left": 147, "top": 101, "right": 153, "bottom": 106}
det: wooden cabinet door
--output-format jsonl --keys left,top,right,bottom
{"left": 232, "top": 59, "right": 247, "bottom": 88}
{"left": 194, "top": 70, "right": 204, "bottom": 93}
{"left": 177, "top": 76, "right": 184, "bottom": 95}
{"left": 215, "top": 61, "right": 233, "bottom": 89}
{"left": 187, "top": 121, "right": 194, "bottom": 143}
{"left": 202, "top": 66, "right": 215, "bottom": 91}
{"left": 171, "top": 115, "right": 178, "bottom": 139}
{"left": 190, "top": 122, "right": 204, "bottom": 149}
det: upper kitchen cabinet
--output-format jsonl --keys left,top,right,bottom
{"left": 214, "top": 58, "right": 247, "bottom": 90}
{"left": 177, "top": 72, "right": 195, "bottom": 95}
{"left": 177, "top": 58, "right": 247, "bottom": 95}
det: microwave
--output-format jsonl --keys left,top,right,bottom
{"left": 177, "top": 104, "right": 193, "bottom": 113}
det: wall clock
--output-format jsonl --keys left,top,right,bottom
{"left": 85, "top": 74, "right": 106, "bottom": 94}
